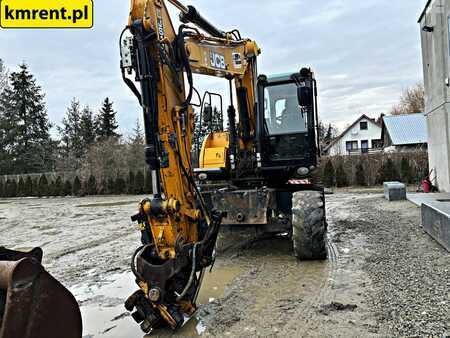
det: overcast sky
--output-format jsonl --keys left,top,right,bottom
{"left": 0, "top": 0, "right": 427, "bottom": 136}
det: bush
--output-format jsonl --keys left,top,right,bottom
{"left": 107, "top": 177, "right": 115, "bottom": 195}
{"left": 17, "top": 177, "right": 25, "bottom": 197}
{"left": 31, "top": 178, "right": 39, "bottom": 197}
{"left": 86, "top": 175, "right": 97, "bottom": 195}
{"left": 400, "top": 157, "right": 412, "bottom": 184}
{"left": 127, "top": 171, "right": 135, "bottom": 194}
{"left": 377, "top": 158, "right": 400, "bottom": 184}
{"left": 54, "top": 176, "right": 63, "bottom": 196}
{"left": 98, "top": 179, "right": 108, "bottom": 195}
{"left": 24, "top": 176, "right": 33, "bottom": 196}
{"left": 115, "top": 175, "right": 126, "bottom": 194}
{"left": 63, "top": 180, "right": 72, "bottom": 196}
{"left": 5, "top": 179, "right": 17, "bottom": 197}
{"left": 335, "top": 163, "right": 349, "bottom": 187}
{"left": 322, "top": 160, "right": 335, "bottom": 187}
{"left": 135, "top": 170, "right": 145, "bottom": 194}
{"left": 49, "top": 181, "right": 57, "bottom": 197}
{"left": 144, "top": 170, "right": 153, "bottom": 194}
{"left": 38, "top": 175, "right": 48, "bottom": 197}
{"left": 355, "top": 162, "right": 366, "bottom": 186}
{"left": 0, "top": 180, "right": 4, "bottom": 197}
{"left": 72, "top": 176, "right": 82, "bottom": 196}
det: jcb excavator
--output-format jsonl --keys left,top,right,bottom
{"left": 120, "top": 0, "right": 326, "bottom": 332}
{"left": 0, "top": 0, "right": 326, "bottom": 336}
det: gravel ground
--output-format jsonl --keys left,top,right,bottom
{"left": 346, "top": 196, "right": 450, "bottom": 337}
{"left": 1, "top": 191, "right": 449, "bottom": 337}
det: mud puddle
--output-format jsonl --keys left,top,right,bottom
{"left": 71, "top": 266, "right": 244, "bottom": 337}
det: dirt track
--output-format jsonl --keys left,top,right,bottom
{"left": 1, "top": 192, "right": 449, "bottom": 337}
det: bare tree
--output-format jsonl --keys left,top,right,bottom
{"left": 80, "top": 137, "right": 128, "bottom": 182}
{"left": 390, "top": 84, "right": 425, "bottom": 115}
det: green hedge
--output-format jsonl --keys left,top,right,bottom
{"left": 0, "top": 170, "right": 153, "bottom": 198}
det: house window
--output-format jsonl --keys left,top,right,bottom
{"left": 346, "top": 141, "right": 358, "bottom": 152}
{"left": 360, "top": 121, "right": 368, "bottom": 130}
{"left": 372, "top": 139, "right": 383, "bottom": 148}
{"left": 361, "top": 140, "right": 369, "bottom": 153}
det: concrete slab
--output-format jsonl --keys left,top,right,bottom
{"left": 384, "top": 182, "right": 406, "bottom": 201}
{"left": 407, "top": 193, "right": 450, "bottom": 252}
{"left": 407, "top": 193, "right": 450, "bottom": 207}
{"left": 422, "top": 203, "right": 450, "bottom": 252}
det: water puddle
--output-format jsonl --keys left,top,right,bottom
{"left": 70, "top": 265, "right": 244, "bottom": 337}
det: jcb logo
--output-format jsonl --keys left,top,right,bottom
{"left": 210, "top": 51, "right": 225, "bottom": 70}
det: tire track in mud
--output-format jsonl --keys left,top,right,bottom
{"left": 289, "top": 236, "right": 339, "bottom": 335}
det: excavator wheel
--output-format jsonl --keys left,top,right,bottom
{"left": 291, "top": 190, "right": 328, "bottom": 260}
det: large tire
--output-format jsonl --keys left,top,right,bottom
{"left": 292, "top": 190, "right": 327, "bottom": 260}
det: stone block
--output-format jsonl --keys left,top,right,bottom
{"left": 384, "top": 182, "right": 406, "bottom": 201}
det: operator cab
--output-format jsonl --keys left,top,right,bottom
{"left": 256, "top": 68, "right": 319, "bottom": 182}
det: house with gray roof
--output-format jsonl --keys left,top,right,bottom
{"left": 381, "top": 113, "right": 428, "bottom": 152}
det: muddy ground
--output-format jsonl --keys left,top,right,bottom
{"left": 1, "top": 191, "right": 449, "bottom": 337}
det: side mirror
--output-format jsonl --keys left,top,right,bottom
{"left": 203, "top": 104, "right": 213, "bottom": 123}
{"left": 297, "top": 85, "right": 313, "bottom": 108}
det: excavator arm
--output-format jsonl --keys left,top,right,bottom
{"left": 120, "top": 0, "right": 260, "bottom": 332}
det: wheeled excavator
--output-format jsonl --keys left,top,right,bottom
{"left": 0, "top": 0, "right": 327, "bottom": 336}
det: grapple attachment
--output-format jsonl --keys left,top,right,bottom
{"left": 0, "top": 247, "right": 82, "bottom": 338}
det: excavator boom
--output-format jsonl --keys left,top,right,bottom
{"left": 120, "top": 0, "right": 261, "bottom": 332}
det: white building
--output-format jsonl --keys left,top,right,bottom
{"left": 323, "top": 115, "right": 382, "bottom": 156}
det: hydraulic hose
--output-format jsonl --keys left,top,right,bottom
{"left": 176, "top": 243, "right": 199, "bottom": 301}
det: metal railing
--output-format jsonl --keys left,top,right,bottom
{"left": 347, "top": 148, "right": 383, "bottom": 155}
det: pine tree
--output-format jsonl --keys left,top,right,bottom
{"left": 72, "top": 176, "right": 82, "bottom": 196}
{"left": 24, "top": 176, "right": 33, "bottom": 196}
{"left": 96, "top": 97, "right": 120, "bottom": 140}
{"left": 17, "top": 177, "right": 25, "bottom": 196}
{"left": 355, "top": 162, "right": 366, "bottom": 186}
{"left": 324, "top": 124, "right": 335, "bottom": 145}
{"left": 86, "top": 175, "right": 97, "bottom": 195}
{"left": 0, "top": 63, "right": 54, "bottom": 174}
{"left": 128, "top": 119, "right": 145, "bottom": 172}
{"left": 335, "top": 163, "right": 349, "bottom": 187}
{"left": 63, "top": 180, "right": 72, "bottom": 196}
{"left": 135, "top": 170, "right": 145, "bottom": 194}
{"left": 127, "top": 171, "right": 135, "bottom": 194}
{"left": 37, "top": 174, "right": 48, "bottom": 197}
{"left": 322, "top": 160, "right": 335, "bottom": 188}
{"left": 80, "top": 105, "right": 96, "bottom": 149}
{"left": 58, "top": 98, "right": 84, "bottom": 167}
